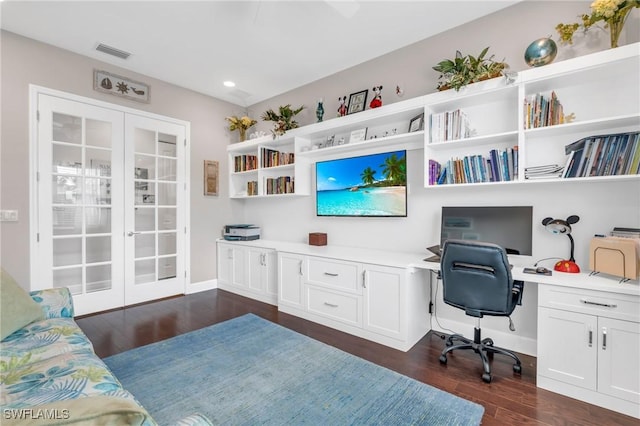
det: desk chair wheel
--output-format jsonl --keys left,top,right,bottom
{"left": 439, "top": 354, "right": 447, "bottom": 364}
{"left": 513, "top": 363, "right": 522, "bottom": 374}
{"left": 482, "top": 373, "right": 492, "bottom": 383}
{"left": 482, "top": 338, "right": 494, "bottom": 346}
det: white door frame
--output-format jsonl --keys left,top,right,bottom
{"left": 29, "top": 85, "right": 191, "bottom": 310}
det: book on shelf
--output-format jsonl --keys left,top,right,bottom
{"left": 523, "top": 91, "right": 564, "bottom": 129}
{"left": 432, "top": 146, "right": 518, "bottom": 185}
{"left": 234, "top": 154, "right": 258, "bottom": 172}
{"left": 261, "top": 148, "right": 295, "bottom": 168}
{"left": 563, "top": 131, "right": 640, "bottom": 178}
{"left": 264, "top": 176, "right": 295, "bottom": 195}
{"left": 525, "top": 164, "right": 564, "bottom": 179}
{"left": 246, "top": 180, "right": 258, "bottom": 196}
{"left": 430, "top": 109, "right": 471, "bottom": 143}
{"left": 610, "top": 227, "right": 640, "bottom": 238}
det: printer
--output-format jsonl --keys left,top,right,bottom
{"left": 223, "top": 224, "right": 261, "bottom": 241}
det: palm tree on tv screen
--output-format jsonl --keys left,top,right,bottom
{"left": 380, "top": 153, "right": 406, "bottom": 185}
{"left": 360, "top": 167, "right": 376, "bottom": 186}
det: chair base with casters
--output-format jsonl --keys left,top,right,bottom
{"left": 438, "top": 319, "right": 522, "bottom": 383}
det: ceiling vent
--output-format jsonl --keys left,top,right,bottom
{"left": 96, "top": 43, "right": 131, "bottom": 60}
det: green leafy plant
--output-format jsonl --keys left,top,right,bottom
{"left": 432, "top": 47, "right": 508, "bottom": 91}
{"left": 260, "top": 104, "right": 304, "bottom": 138}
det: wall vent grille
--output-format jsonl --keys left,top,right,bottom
{"left": 96, "top": 43, "right": 131, "bottom": 59}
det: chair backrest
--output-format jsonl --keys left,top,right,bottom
{"left": 440, "top": 239, "right": 518, "bottom": 318}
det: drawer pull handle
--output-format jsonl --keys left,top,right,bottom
{"left": 602, "top": 328, "right": 607, "bottom": 350}
{"left": 324, "top": 272, "right": 339, "bottom": 277}
{"left": 324, "top": 302, "right": 339, "bottom": 308}
{"left": 588, "top": 328, "right": 593, "bottom": 347}
{"left": 580, "top": 299, "right": 617, "bottom": 308}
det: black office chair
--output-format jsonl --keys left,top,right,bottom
{"left": 438, "top": 239, "right": 524, "bottom": 383}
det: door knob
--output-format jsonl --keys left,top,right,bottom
{"left": 127, "top": 231, "right": 141, "bottom": 236}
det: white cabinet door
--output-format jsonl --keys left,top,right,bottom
{"left": 247, "top": 247, "right": 276, "bottom": 298}
{"left": 598, "top": 317, "right": 640, "bottom": 404}
{"left": 362, "top": 264, "right": 405, "bottom": 340}
{"left": 538, "top": 307, "right": 598, "bottom": 390}
{"left": 278, "top": 252, "right": 305, "bottom": 309}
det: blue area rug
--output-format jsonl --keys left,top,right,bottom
{"left": 104, "top": 314, "right": 484, "bottom": 425}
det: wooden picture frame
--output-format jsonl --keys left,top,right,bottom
{"left": 94, "top": 69, "right": 150, "bottom": 103}
{"left": 347, "top": 89, "right": 368, "bottom": 115}
{"left": 409, "top": 113, "right": 424, "bottom": 132}
{"left": 204, "top": 160, "right": 219, "bottom": 196}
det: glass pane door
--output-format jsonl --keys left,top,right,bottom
{"left": 124, "top": 115, "right": 185, "bottom": 305}
{"left": 37, "top": 95, "right": 125, "bottom": 315}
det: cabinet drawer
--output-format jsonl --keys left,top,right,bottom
{"left": 539, "top": 284, "right": 640, "bottom": 322}
{"left": 307, "top": 257, "right": 361, "bottom": 293}
{"left": 307, "top": 286, "right": 361, "bottom": 327}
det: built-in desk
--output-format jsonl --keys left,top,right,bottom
{"left": 216, "top": 239, "right": 640, "bottom": 418}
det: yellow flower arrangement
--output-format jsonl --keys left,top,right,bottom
{"left": 225, "top": 115, "right": 257, "bottom": 141}
{"left": 556, "top": 0, "right": 639, "bottom": 48}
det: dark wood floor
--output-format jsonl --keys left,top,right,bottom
{"left": 77, "top": 289, "right": 636, "bottom": 426}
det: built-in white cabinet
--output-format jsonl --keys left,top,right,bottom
{"left": 537, "top": 283, "right": 640, "bottom": 418}
{"left": 216, "top": 241, "right": 277, "bottom": 305}
{"left": 276, "top": 249, "right": 429, "bottom": 352}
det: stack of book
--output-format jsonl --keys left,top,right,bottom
{"left": 261, "top": 148, "right": 295, "bottom": 168}
{"left": 234, "top": 155, "right": 258, "bottom": 172}
{"left": 525, "top": 164, "right": 564, "bottom": 180}
{"left": 433, "top": 147, "right": 518, "bottom": 185}
{"left": 430, "top": 109, "right": 471, "bottom": 143}
{"left": 523, "top": 91, "right": 564, "bottom": 129}
{"left": 562, "top": 131, "right": 640, "bottom": 178}
{"left": 246, "top": 180, "right": 258, "bottom": 196}
{"left": 265, "top": 176, "right": 295, "bottom": 195}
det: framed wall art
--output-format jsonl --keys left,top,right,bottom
{"left": 347, "top": 89, "right": 368, "bottom": 115}
{"left": 204, "top": 160, "right": 219, "bottom": 196}
{"left": 94, "top": 70, "right": 150, "bottom": 103}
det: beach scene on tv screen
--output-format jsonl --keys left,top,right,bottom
{"left": 316, "top": 150, "right": 407, "bottom": 217}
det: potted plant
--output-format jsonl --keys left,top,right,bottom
{"left": 261, "top": 104, "right": 304, "bottom": 138}
{"left": 432, "top": 47, "right": 509, "bottom": 92}
{"left": 225, "top": 115, "right": 257, "bottom": 142}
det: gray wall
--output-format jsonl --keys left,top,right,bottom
{"left": 0, "top": 30, "right": 243, "bottom": 286}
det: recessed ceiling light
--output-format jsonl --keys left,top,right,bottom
{"left": 223, "top": 81, "right": 236, "bottom": 87}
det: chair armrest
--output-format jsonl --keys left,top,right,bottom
{"left": 29, "top": 287, "right": 74, "bottom": 318}
{"left": 512, "top": 280, "right": 524, "bottom": 306}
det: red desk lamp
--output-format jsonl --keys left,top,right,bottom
{"left": 542, "top": 215, "right": 581, "bottom": 273}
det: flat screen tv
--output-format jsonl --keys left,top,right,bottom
{"left": 316, "top": 150, "right": 407, "bottom": 217}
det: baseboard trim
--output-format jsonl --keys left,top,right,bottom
{"left": 186, "top": 279, "right": 217, "bottom": 294}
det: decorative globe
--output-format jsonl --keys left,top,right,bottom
{"left": 524, "top": 37, "right": 558, "bottom": 67}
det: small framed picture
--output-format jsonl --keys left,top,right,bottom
{"left": 409, "top": 113, "right": 424, "bottom": 132}
{"left": 204, "top": 160, "right": 219, "bottom": 196}
{"left": 347, "top": 90, "right": 368, "bottom": 115}
{"left": 142, "top": 194, "right": 155, "bottom": 204}
{"left": 349, "top": 128, "right": 368, "bottom": 143}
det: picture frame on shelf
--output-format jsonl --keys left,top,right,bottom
{"left": 349, "top": 128, "right": 368, "bottom": 143}
{"left": 409, "top": 113, "right": 424, "bottom": 132}
{"left": 347, "top": 89, "right": 368, "bottom": 114}
{"left": 204, "top": 160, "right": 219, "bottom": 196}
{"left": 135, "top": 167, "right": 148, "bottom": 190}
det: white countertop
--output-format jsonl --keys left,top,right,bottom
{"left": 217, "top": 239, "right": 640, "bottom": 296}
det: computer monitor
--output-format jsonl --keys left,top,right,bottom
{"left": 440, "top": 206, "right": 533, "bottom": 256}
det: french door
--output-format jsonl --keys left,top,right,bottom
{"left": 33, "top": 90, "right": 188, "bottom": 315}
